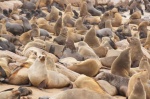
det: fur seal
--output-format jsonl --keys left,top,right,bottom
{"left": 111, "top": 48, "right": 131, "bottom": 77}
{"left": 80, "top": 1, "right": 91, "bottom": 17}
{"left": 96, "top": 28, "right": 113, "bottom": 39}
{"left": 127, "top": 70, "right": 150, "bottom": 99}
{"left": 46, "top": 6, "right": 59, "bottom": 22}
{"left": 28, "top": 54, "right": 70, "bottom": 88}
{"left": 0, "top": 37, "right": 16, "bottom": 53}
{"left": 53, "top": 26, "right": 68, "bottom": 45}
{"left": 78, "top": 41, "right": 99, "bottom": 59}
{"left": 75, "top": 17, "right": 88, "bottom": 30}
{"left": 61, "top": 36, "right": 84, "bottom": 61}
{"left": 115, "top": 23, "right": 132, "bottom": 40}
{"left": 21, "top": 16, "right": 32, "bottom": 32}
{"left": 139, "top": 55, "right": 150, "bottom": 79}
{"left": 111, "top": 12, "right": 122, "bottom": 27}
{"left": 54, "top": 15, "right": 62, "bottom": 36}
{"left": 127, "top": 37, "right": 143, "bottom": 67}
{"left": 51, "top": 88, "right": 113, "bottom": 99}
{"left": 74, "top": 75, "right": 106, "bottom": 94}
{"left": 129, "top": 0, "right": 144, "bottom": 15}
{"left": 138, "top": 21, "right": 150, "bottom": 38}
{"left": 128, "top": 78, "right": 146, "bottom": 99}
{"left": 86, "top": 0, "right": 102, "bottom": 16}
{"left": 96, "top": 72, "right": 129, "bottom": 96}
{"left": 84, "top": 26, "right": 100, "bottom": 48}
{"left": 93, "top": 46, "right": 108, "bottom": 58}
{"left": 99, "top": 11, "right": 111, "bottom": 29}
{"left": 130, "top": 11, "right": 141, "bottom": 19}
{"left": 63, "top": 12, "right": 75, "bottom": 27}
{"left": 0, "top": 34, "right": 21, "bottom": 46}
{"left": 68, "top": 59, "right": 100, "bottom": 77}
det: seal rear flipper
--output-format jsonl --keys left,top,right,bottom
{"left": 20, "top": 82, "right": 32, "bottom": 87}
{"left": 38, "top": 79, "right": 47, "bottom": 89}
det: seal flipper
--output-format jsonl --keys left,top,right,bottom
{"left": 38, "top": 79, "right": 47, "bottom": 90}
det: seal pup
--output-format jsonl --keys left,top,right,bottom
{"left": 96, "top": 72, "right": 129, "bottom": 96}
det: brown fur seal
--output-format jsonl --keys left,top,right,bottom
{"left": 46, "top": 6, "right": 59, "bottom": 22}
{"left": 50, "top": 88, "right": 113, "bottom": 99}
{"left": 127, "top": 37, "right": 143, "bottom": 67}
{"left": 139, "top": 55, "right": 150, "bottom": 79}
{"left": 0, "top": 34, "right": 21, "bottom": 46}
{"left": 96, "top": 72, "right": 129, "bottom": 96}
{"left": 86, "top": 0, "right": 102, "bottom": 16}
{"left": 63, "top": 12, "right": 75, "bottom": 27}
{"left": 74, "top": 75, "right": 106, "bottom": 94}
{"left": 54, "top": 15, "right": 62, "bottom": 36}
{"left": 111, "top": 48, "right": 131, "bottom": 77}
{"left": 115, "top": 23, "right": 132, "bottom": 40}
{"left": 128, "top": 78, "right": 146, "bottom": 99}
{"left": 52, "top": 0, "right": 69, "bottom": 10}
{"left": 111, "top": 12, "right": 122, "bottom": 27}
{"left": 53, "top": 27, "right": 68, "bottom": 45}
{"left": 19, "top": 31, "right": 33, "bottom": 45}
{"left": 44, "top": 41, "right": 64, "bottom": 58}
{"left": 21, "top": 16, "right": 32, "bottom": 32}
{"left": 80, "top": 1, "right": 91, "bottom": 17}
{"left": 99, "top": 11, "right": 111, "bottom": 29}
{"left": 138, "top": 21, "right": 150, "bottom": 38}
{"left": 61, "top": 36, "right": 84, "bottom": 61}
{"left": 67, "top": 30, "right": 84, "bottom": 42}
{"left": 65, "top": 3, "right": 74, "bottom": 16}
{"left": 78, "top": 41, "right": 99, "bottom": 59}
{"left": 93, "top": 46, "right": 108, "bottom": 58}
{"left": 68, "top": 59, "right": 100, "bottom": 77}
{"left": 130, "top": 11, "right": 141, "bottom": 19}
{"left": 28, "top": 54, "right": 70, "bottom": 88}
{"left": 75, "top": 17, "right": 88, "bottom": 30}
{"left": 84, "top": 26, "right": 100, "bottom": 48}
{"left": 5, "top": 51, "right": 37, "bottom": 85}
{"left": 127, "top": 70, "right": 150, "bottom": 99}
{"left": 129, "top": 0, "right": 144, "bottom": 15}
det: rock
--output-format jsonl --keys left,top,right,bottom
{"left": 100, "top": 56, "right": 117, "bottom": 67}
{"left": 97, "top": 80, "right": 118, "bottom": 96}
